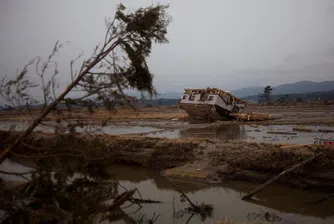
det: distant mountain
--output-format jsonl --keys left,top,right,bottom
{"left": 243, "top": 90, "right": 334, "bottom": 102}
{"left": 157, "top": 91, "right": 182, "bottom": 99}
{"left": 231, "top": 80, "right": 334, "bottom": 98}
{"left": 231, "top": 86, "right": 264, "bottom": 98}
{"left": 90, "top": 80, "right": 334, "bottom": 101}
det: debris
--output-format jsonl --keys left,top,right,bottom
{"left": 242, "top": 152, "right": 324, "bottom": 200}
{"left": 305, "top": 193, "right": 334, "bottom": 205}
{"left": 247, "top": 210, "right": 281, "bottom": 222}
{"left": 267, "top": 131, "right": 297, "bottom": 135}
{"left": 171, "top": 118, "right": 178, "bottom": 121}
{"left": 130, "top": 197, "right": 162, "bottom": 204}
{"left": 279, "top": 144, "right": 316, "bottom": 149}
{"left": 318, "top": 129, "right": 334, "bottom": 133}
{"left": 163, "top": 175, "right": 213, "bottom": 217}
{"left": 293, "top": 126, "right": 312, "bottom": 132}
{"left": 231, "top": 112, "right": 273, "bottom": 121}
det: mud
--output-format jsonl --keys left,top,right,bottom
{"left": 1, "top": 131, "right": 334, "bottom": 190}
{"left": 1, "top": 104, "right": 334, "bottom": 125}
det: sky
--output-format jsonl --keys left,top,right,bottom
{"left": 1, "top": 0, "right": 334, "bottom": 101}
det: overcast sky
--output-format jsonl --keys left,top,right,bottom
{"left": 1, "top": 0, "right": 334, "bottom": 98}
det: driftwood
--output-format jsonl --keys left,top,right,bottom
{"left": 100, "top": 189, "right": 137, "bottom": 212}
{"left": 305, "top": 193, "right": 334, "bottom": 205}
{"left": 279, "top": 144, "right": 316, "bottom": 149}
{"left": 267, "top": 131, "right": 297, "bottom": 135}
{"left": 163, "top": 175, "right": 213, "bottom": 218}
{"left": 242, "top": 152, "right": 324, "bottom": 200}
{"left": 231, "top": 112, "right": 273, "bottom": 121}
{"left": 293, "top": 127, "right": 312, "bottom": 132}
{"left": 131, "top": 198, "right": 162, "bottom": 204}
{"left": 163, "top": 176, "right": 198, "bottom": 209}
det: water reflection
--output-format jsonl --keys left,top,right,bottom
{"left": 180, "top": 124, "right": 246, "bottom": 140}
{"left": 109, "top": 165, "right": 334, "bottom": 220}
{"left": 1, "top": 159, "right": 334, "bottom": 224}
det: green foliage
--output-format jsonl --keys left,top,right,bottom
{"left": 0, "top": 60, "right": 38, "bottom": 106}
{"left": 257, "top": 86, "right": 273, "bottom": 104}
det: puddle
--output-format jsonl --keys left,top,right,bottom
{"left": 0, "top": 120, "right": 161, "bottom": 135}
{"left": 148, "top": 124, "right": 334, "bottom": 144}
{"left": 1, "top": 120, "right": 333, "bottom": 144}
{"left": 1, "top": 161, "right": 334, "bottom": 224}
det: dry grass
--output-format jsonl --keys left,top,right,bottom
{"left": 209, "top": 142, "right": 334, "bottom": 174}
{"left": 2, "top": 131, "right": 334, "bottom": 188}
{"left": 0, "top": 107, "right": 188, "bottom": 121}
{"left": 1, "top": 131, "right": 198, "bottom": 170}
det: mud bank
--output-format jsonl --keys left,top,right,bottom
{"left": 1, "top": 131, "right": 334, "bottom": 190}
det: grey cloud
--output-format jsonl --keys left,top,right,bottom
{"left": 1, "top": 0, "right": 334, "bottom": 100}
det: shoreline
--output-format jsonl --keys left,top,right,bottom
{"left": 1, "top": 131, "right": 334, "bottom": 191}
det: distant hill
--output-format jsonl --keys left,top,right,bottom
{"left": 231, "top": 80, "right": 334, "bottom": 98}
{"left": 157, "top": 91, "right": 182, "bottom": 99}
{"left": 243, "top": 90, "right": 334, "bottom": 102}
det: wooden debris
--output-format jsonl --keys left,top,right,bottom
{"left": 231, "top": 112, "right": 273, "bottom": 121}
{"left": 293, "top": 126, "right": 312, "bottom": 132}
{"left": 164, "top": 176, "right": 198, "bottom": 209}
{"left": 279, "top": 144, "right": 316, "bottom": 149}
{"left": 318, "top": 129, "right": 334, "bottom": 133}
{"left": 242, "top": 152, "right": 324, "bottom": 200}
{"left": 267, "top": 131, "right": 297, "bottom": 135}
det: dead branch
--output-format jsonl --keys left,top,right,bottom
{"left": 99, "top": 189, "right": 137, "bottom": 212}
{"left": 305, "top": 193, "right": 334, "bottom": 205}
{"left": 163, "top": 175, "right": 199, "bottom": 209}
{"left": 242, "top": 152, "right": 324, "bottom": 200}
{"left": 130, "top": 197, "right": 162, "bottom": 204}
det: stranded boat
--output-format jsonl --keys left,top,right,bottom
{"left": 178, "top": 88, "right": 247, "bottom": 121}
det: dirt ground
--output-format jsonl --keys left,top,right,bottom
{"left": 1, "top": 104, "right": 334, "bottom": 126}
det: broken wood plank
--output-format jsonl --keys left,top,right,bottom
{"left": 267, "top": 131, "right": 297, "bottom": 135}
{"left": 279, "top": 144, "right": 316, "bottom": 149}
{"left": 293, "top": 127, "right": 312, "bottom": 132}
{"left": 242, "top": 152, "right": 324, "bottom": 200}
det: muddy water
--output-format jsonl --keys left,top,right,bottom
{"left": 0, "top": 120, "right": 161, "bottom": 135}
{"left": 1, "top": 120, "right": 333, "bottom": 144}
{"left": 1, "top": 161, "right": 334, "bottom": 224}
{"left": 148, "top": 124, "right": 334, "bottom": 144}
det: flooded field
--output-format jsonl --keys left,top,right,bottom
{"left": 148, "top": 123, "right": 334, "bottom": 144}
{"left": 0, "top": 120, "right": 162, "bottom": 135}
{"left": 1, "top": 120, "right": 333, "bottom": 145}
{"left": 1, "top": 160, "right": 334, "bottom": 224}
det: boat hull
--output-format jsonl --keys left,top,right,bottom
{"left": 179, "top": 103, "right": 232, "bottom": 121}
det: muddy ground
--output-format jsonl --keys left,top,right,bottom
{"left": 1, "top": 103, "right": 334, "bottom": 189}
{"left": 1, "top": 103, "right": 334, "bottom": 126}
{"left": 1, "top": 131, "right": 334, "bottom": 191}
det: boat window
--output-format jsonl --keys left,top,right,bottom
{"left": 208, "top": 96, "right": 214, "bottom": 101}
{"left": 189, "top": 95, "right": 195, "bottom": 101}
{"left": 182, "top": 95, "right": 188, "bottom": 100}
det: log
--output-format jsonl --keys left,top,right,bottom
{"left": 242, "top": 152, "right": 324, "bottom": 200}
{"left": 267, "top": 131, "right": 297, "bottom": 135}
{"left": 279, "top": 144, "right": 316, "bottom": 149}
{"left": 163, "top": 175, "right": 199, "bottom": 209}
{"left": 293, "top": 127, "right": 312, "bottom": 132}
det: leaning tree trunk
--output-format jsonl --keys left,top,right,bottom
{"left": 0, "top": 40, "right": 121, "bottom": 164}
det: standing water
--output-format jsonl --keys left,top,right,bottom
{"left": 1, "top": 161, "right": 334, "bottom": 224}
